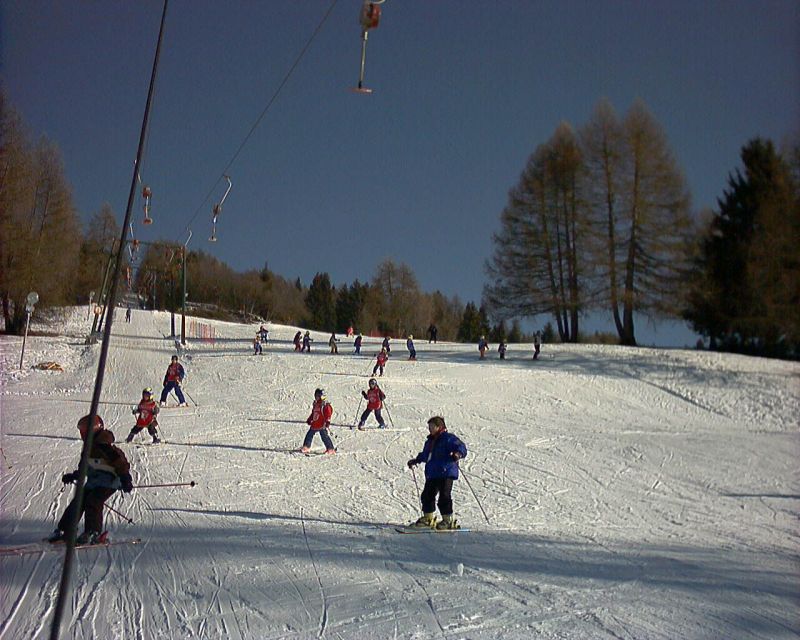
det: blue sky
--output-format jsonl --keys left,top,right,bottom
{"left": 3, "top": 1, "right": 798, "bottom": 346}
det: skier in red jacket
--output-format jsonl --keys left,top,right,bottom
{"left": 300, "top": 388, "right": 335, "bottom": 454}
{"left": 357, "top": 378, "right": 386, "bottom": 429}
{"left": 372, "top": 348, "right": 389, "bottom": 376}
{"left": 125, "top": 387, "right": 161, "bottom": 443}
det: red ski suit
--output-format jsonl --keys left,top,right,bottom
{"left": 364, "top": 387, "right": 385, "bottom": 410}
{"left": 376, "top": 352, "right": 388, "bottom": 367}
{"left": 135, "top": 399, "right": 159, "bottom": 427}
{"left": 307, "top": 400, "right": 333, "bottom": 430}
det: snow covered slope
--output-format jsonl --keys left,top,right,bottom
{"left": 1, "top": 308, "right": 798, "bottom": 639}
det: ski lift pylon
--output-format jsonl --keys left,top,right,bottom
{"left": 352, "top": 0, "right": 385, "bottom": 94}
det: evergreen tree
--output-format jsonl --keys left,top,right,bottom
{"left": 684, "top": 138, "right": 799, "bottom": 356}
{"left": 305, "top": 272, "right": 336, "bottom": 331}
{"left": 457, "top": 302, "right": 484, "bottom": 342}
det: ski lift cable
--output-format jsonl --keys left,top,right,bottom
{"left": 180, "top": 0, "right": 341, "bottom": 238}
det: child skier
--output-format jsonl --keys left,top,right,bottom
{"left": 407, "top": 335, "right": 416, "bottom": 360}
{"left": 357, "top": 378, "right": 386, "bottom": 429}
{"left": 406, "top": 416, "right": 468, "bottom": 530}
{"left": 533, "top": 331, "right": 542, "bottom": 360}
{"left": 300, "top": 388, "right": 335, "bottom": 454}
{"left": 498, "top": 341, "right": 507, "bottom": 359}
{"left": 253, "top": 335, "right": 263, "bottom": 355}
{"left": 293, "top": 331, "right": 302, "bottom": 351}
{"left": 49, "top": 414, "right": 133, "bottom": 545}
{"left": 478, "top": 336, "right": 489, "bottom": 359}
{"left": 382, "top": 336, "right": 391, "bottom": 354}
{"left": 259, "top": 325, "right": 269, "bottom": 343}
{"left": 373, "top": 347, "right": 389, "bottom": 376}
{"left": 302, "top": 331, "right": 312, "bottom": 352}
{"left": 329, "top": 332, "right": 339, "bottom": 354}
{"left": 354, "top": 334, "right": 363, "bottom": 355}
{"left": 125, "top": 388, "right": 161, "bottom": 443}
{"left": 160, "top": 355, "right": 187, "bottom": 406}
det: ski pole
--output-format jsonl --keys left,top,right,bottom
{"left": 382, "top": 401, "right": 395, "bottom": 428}
{"left": 0, "top": 447, "right": 10, "bottom": 469}
{"left": 183, "top": 388, "right": 198, "bottom": 406}
{"left": 105, "top": 503, "right": 134, "bottom": 524}
{"left": 352, "top": 396, "right": 364, "bottom": 428}
{"left": 460, "top": 468, "right": 491, "bottom": 525}
{"left": 132, "top": 481, "right": 196, "bottom": 489}
{"left": 410, "top": 465, "right": 420, "bottom": 499}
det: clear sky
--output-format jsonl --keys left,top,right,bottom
{"left": 3, "top": 1, "right": 798, "bottom": 346}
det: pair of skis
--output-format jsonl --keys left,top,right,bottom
{"left": 0, "top": 537, "right": 142, "bottom": 557}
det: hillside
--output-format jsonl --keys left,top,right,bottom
{"left": 1, "top": 308, "right": 798, "bottom": 639}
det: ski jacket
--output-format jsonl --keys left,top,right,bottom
{"left": 354, "top": 336, "right": 362, "bottom": 348}
{"left": 478, "top": 339, "right": 488, "bottom": 351}
{"left": 411, "top": 431, "right": 468, "bottom": 480}
{"left": 73, "top": 430, "right": 131, "bottom": 490}
{"left": 293, "top": 332, "right": 302, "bottom": 346}
{"left": 307, "top": 400, "right": 333, "bottom": 430}
{"left": 406, "top": 339, "right": 415, "bottom": 351}
{"left": 376, "top": 352, "right": 388, "bottom": 366}
{"left": 362, "top": 387, "right": 385, "bottom": 410}
{"left": 382, "top": 338, "right": 391, "bottom": 352}
{"left": 135, "top": 398, "right": 159, "bottom": 427}
{"left": 164, "top": 362, "right": 184, "bottom": 385}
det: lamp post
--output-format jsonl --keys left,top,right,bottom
{"left": 19, "top": 291, "right": 39, "bottom": 370}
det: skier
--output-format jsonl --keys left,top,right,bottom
{"left": 533, "top": 331, "right": 542, "bottom": 360}
{"left": 427, "top": 324, "right": 438, "bottom": 344}
{"left": 160, "top": 355, "right": 187, "bottom": 407}
{"left": 357, "top": 378, "right": 386, "bottom": 429}
{"left": 125, "top": 388, "right": 161, "bottom": 443}
{"left": 259, "top": 325, "right": 269, "bottom": 343}
{"left": 293, "top": 331, "right": 302, "bottom": 351}
{"left": 125, "top": 306, "right": 132, "bottom": 323}
{"left": 346, "top": 325, "right": 354, "bottom": 337}
{"left": 407, "top": 334, "right": 416, "bottom": 360}
{"left": 300, "top": 388, "right": 335, "bottom": 454}
{"left": 329, "top": 332, "right": 339, "bottom": 354}
{"left": 253, "top": 335, "right": 263, "bottom": 355}
{"left": 373, "top": 347, "right": 389, "bottom": 376}
{"left": 478, "top": 335, "right": 489, "bottom": 359}
{"left": 382, "top": 336, "right": 391, "bottom": 354}
{"left": 498, "top": 341, "right": 507, "bottom": 359}
{"left": 302, "top": 331, "right": 312, "bottom": 353}
{"left": 354, "top": 334, "right": 363, "bottom": 355}
{"left": 406, "top": 416, "right": 468, "bottom": 530}
{"left": 49, "top": 414, "right": 133, "bottom": 545}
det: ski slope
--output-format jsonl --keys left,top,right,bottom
{"left": 1, "top": 308, "right": 798, "bottom": 639}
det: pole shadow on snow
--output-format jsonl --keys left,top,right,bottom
{"left": 6, "top": 432, "right": 80, "bottom": 443}
{"left": 162, "top": 440, "right": 293, "bottom": 455}
{"left": 148, "top": 507, "right": 386, "bottom": 530}
{"left": 246, "top": 418, "right": 353, "bottom": 429}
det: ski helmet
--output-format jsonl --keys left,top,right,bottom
{"left": 368, "top": 378, "right": 377, "bottom": 387}
{"left": 77, "top": 414, "right": 105, "bottom": 439}
{"left": 142, "top": 387, "right": 153, "bottom": 397}
{"left": 314, "top": 388, "right": 326, "bottom": 400}
{"left": 171, "top": 355, "right": 179, "bottom": 362}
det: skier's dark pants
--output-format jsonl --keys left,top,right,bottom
{"left": 420, "top": 478, "right": 454, "bottom": 516}
{"left": 533, "top": 345, "right": 540, "bottom": 359}
{"left": 58, "top": 487, "right": 116, "bottom": 534}
{"left": 160, "top": 381, "right": 185, "bottom": 404}
{"left": 359, "top": 408, "right": 385, "bottom": 427}
{"left": 372, "top": 364, "right": 384, "bottom": 376}
{"left": 303, "top": 428, "right": 334, "bottom": 450}
{"left": 127, "top": 423, "right": 159, "bottom": 441}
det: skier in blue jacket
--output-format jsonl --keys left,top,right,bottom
{"left": 407, "top": 416, "right": 468, "bottom": 530}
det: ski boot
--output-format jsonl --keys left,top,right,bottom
{"left": 47, "top": 529, "right": 65, "bottom": 543}
{"left": 357, "top": 421, "right": 365, "bottom": 431}
{"left": 435, "top": 514, "right": 460, "bottom": 531}
{"left": 299, "top": 446, "right": 311, "bottom": 454}
{"left": 324, "top": 449, "right": 336, "bottom": 455}
{"left": 179, "top": 402, "right": 188, "bottom": 407}
{"left": 76, "top": 530, "right": 105, "bottom": 545}
{"left": 152, "top": 435, "right": 161, "bottom": 444}
{"left": 411, "top": 513, "right": 437, "bottom": 529}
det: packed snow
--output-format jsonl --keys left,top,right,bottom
{"left": 1, "top": 307, "right": 798, "bottom": 639}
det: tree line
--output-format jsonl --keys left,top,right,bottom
{"left": 484, "top": 97, "right": 798, "bottom": 358}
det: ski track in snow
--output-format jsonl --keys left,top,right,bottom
{"left": 1, "top": 308, "right": 798, "bottom": 639}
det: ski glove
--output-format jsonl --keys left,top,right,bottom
{"left": 120, "top": 473, "right": 133, "bottom": 493}
{"left": 62, "top": 472, "right": 78, "bottom": 484}
{"left": 407, "top": 459, "right": 418, "bottom": 469}
{"left": 451, "top": 452, "right": 461, "bottom": 461}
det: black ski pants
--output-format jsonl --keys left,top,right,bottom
{"left": 58, "top": 487, "right": 116, "bottom": 534}
{"left": 420, "top": 477, "right": 454, "bottom": 516}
